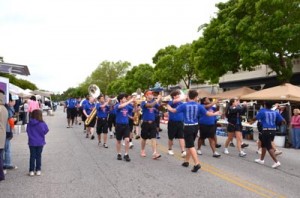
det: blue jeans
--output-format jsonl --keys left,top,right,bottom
{"left": 0, "top": 149, "right": 4, "bottom": 181}
{"left": 279, "top": 124, "right": 287, "bottom": 134}
{"left": 292, "top": 128, "right": 300, "bottom": 149}
{"left": 3, "top": 139, "right": 12, "bottom": 167}
{"left": 29, "top": 146, "right": 44, "bottom": 172}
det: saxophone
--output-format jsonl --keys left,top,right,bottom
{"left": 133, "top": 108, "right": 141, "bottom": 125}
{"left": 85, "top": 105, "right": 97, "bottom": 125}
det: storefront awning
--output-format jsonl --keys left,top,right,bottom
{"left": 0, "top": 62, "right": 30, "bottom": 76}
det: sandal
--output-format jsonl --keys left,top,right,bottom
{"left": 152, "top": 153, "right": 161, "bottom": 160}
{"left": 140, "top": 150, "right": 146, "bottom": 157}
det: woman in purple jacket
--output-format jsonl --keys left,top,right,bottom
{"left": 26, "top": 109, "right": 49, "bottom": 176}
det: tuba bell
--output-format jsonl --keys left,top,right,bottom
{"left": 85, "top": 84, "right": 101, "bottom": 126}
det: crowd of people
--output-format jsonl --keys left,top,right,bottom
{"left": 0, "top": 91, "right": 49, "bottom": 181}
{"left": 63, "top": 89, "right": 300, "bottom": 174}
{"left": 1, "top": 88, "right": 299, "bottom": 182}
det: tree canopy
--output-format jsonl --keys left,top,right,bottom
{"left": 153, "top": 44, "right": 204, "bottom": 88}
{"left": 194, "top": 0, "right": 300, "bottom": 83}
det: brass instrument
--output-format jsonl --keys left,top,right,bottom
{"left": 85, "top": 84, "right": 101, "bottom": 125}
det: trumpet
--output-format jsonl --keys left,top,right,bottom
{"left": 85, "top": 84, "right": 101, "bottom": 126}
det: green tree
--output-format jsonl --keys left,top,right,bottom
{"left": 153, "top": 44, "right": 203, "bottom": 88}
{"left": 86, "top": 60, "right": 130, "bottom": 94}
{"left": 195, "top": 0, "right": 300, "bottom": 83}
{"left": 0, "top": 73, "right": 38, "bottom": 90}
{"left": 107, "top": 77, "right": 127, "bottom": 96}
{"left": 124, "top": 64, "right": 155, "bottom": 93}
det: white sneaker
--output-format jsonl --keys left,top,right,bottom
{"left": 181, "top": 151, "right": 186, "bottom": 157}
{"left": 224, "top": 148, "right": 229, "bottom": 154}
{"left": 36, "top": 171, "right": 41, "bottom": 176}
{"left": 272, "top": 161, "right": 281, "bottom": 169}
{"left": 168, "top": 149, "right": 174, "bottom": 155}
{"left": 197, "top": 150, "right": 202, "bottom": 155}
{"left": 29, "top": 171, "right": 34, "bottom": 176}
{"left": 3, "top": 170, "right": 7, "bottom": 175}
{"left": 255, "top": 159, "right": 264, "bottom": 165}
{"left": 129, "top": 142, "right": 134, "bottom": 149}
{"left": 239, "top": 151, "right": 247, "bottom": 157}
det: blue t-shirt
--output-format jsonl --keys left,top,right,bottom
{"left": 176, "top": 101, "right": 207, "bottom": 124}
{"left": 81, "top": 99, "right": 88, "bottom": 109}
{"left": 66, "top": 98, "right": 77, "bottom": 108}
{"left": 256, "top": 108, "right": 284, "bottom": 129}
{"left": 199, "top": 105, "right": 216, "bottom": 125}
{"left": 168, "top": 101, "right": 183, "bottom": 122}
{"left": 84, "top": 102, "right": 96, "bottom": 115}
{"left": 128, "top": 104, "right": 134, "bottom": 117}
{"left": 141, "top": 100, "right": 159, "bottom": 121}
{"left": 96, "top": 103, "right": 109, "bottom": 118}
{"left": 115, "top": 104, "right": 133, "bottom": 124}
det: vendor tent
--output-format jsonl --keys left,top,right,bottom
{"left": 212, "top": 87, "right": 256, "bottom": 99}
{"left": 240, "top": 83, "right": 300, "bottom": 102}
{"left": 9, "top": 84, "right": 32, "bottom": 97}
{"left": 31, "top": 90, "right": 54, "bottom": 97}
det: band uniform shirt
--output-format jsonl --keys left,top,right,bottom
{"left": 65, "top": 98, "right": 77, "bottom": 109}
{"left": 96, "top": 103, "right": 109, "bottom": 118}
{"left": 226, "top": 105, "right": 246, "bottom": 125}
{"left": 199, "top": 106, "right": 216, "bottom": 125}
{"left": 176, "top": 101, "right": 207, "bottom": 125}
{"left": 115, "top": 104, "right": 133, "bottom": 124}
{"left": 84, "top": 102, "right": 96, "bottom": 116}
{"left": 141, "top": 100, "right": 159, "bottom": 121}
{"left": 255, "top": 108, "right": 284, "bottom": 129}
{"left": 168, "top": 101, "right": 183, "bottom": 122}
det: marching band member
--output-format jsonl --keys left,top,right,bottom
{"left": 64, "top": 95, "right": 77, "bottom": 128}
{"left": 223, "top": 99, "right": 247, "bottom": 157}
{"left": 250, "top": 101, "right": 285, "bottom": 168}
{"left": 96, "top": 95, "right": 110, "bottom": 148}
{"left": 167, "top": 90, "right": 221, "bottom": 173}
{"left": 79, "top": 95, "right": 89, "bottom": 133}
{"left": 83, "top": 95, "right": 97, "bottom": 140}
{"left": 197, "top": 97, "right": 221, "bottom": 158}
{"left": 140, "top": 90, "right": 162, "bottom": 159}
{"left": 115, "top": 93, "right": 135, "bottom": 162}
{"left": 166, "top": 90, "right": 186, "bottom": 157}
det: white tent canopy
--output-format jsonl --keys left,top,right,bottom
{"left": 9, "top": 83, "right": 33, "bottom": 97}
{"left": 31, "top": 90, "right": 53, "bottom": 97}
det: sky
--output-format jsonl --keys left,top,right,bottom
{"left": 0, "top": 0, "right": 227, "bottom": 94}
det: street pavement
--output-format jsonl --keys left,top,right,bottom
{"left": 1, "top": 106, "right": 300, "bottom": 198}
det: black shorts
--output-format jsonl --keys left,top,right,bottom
{"left": 115, "top": 124, "right": 130, "bottom": 141}
{"left": 227, "top": 123, "right": 242, "bottom": 133}
{"left": 155, "top": 116, "right": 160, "bottom": 128}
{"left": 67, "top": 108, "right": 77, "bottom": 119}
{"left": 199, "top": 124, "right": 216, "bottom": 140}
{"left": 128, "top": 119, "right": 134, "bottom": 132}
{"left": 86, "top": 116, "right": 96, "bottom": 128}
{"left": 141, "top": 121, "right": 157, "bottom": 139}
{"left": 167, "top": 121, "right": 184, "bottom": 140}
{"left": 108, "top": 113, "right": 116, "bottom": 129}
{"left": 96, "top": 117, "right": 108, "bottom": 134}
{"left": 184, "top": 125, "right": 199, "bottom": 148}
{"left": 261, "top": 130, "right": 276, "bottom": 150}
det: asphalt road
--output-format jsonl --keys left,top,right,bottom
{"left": 1, "top": 106, "right": 300, "bottom": 198}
